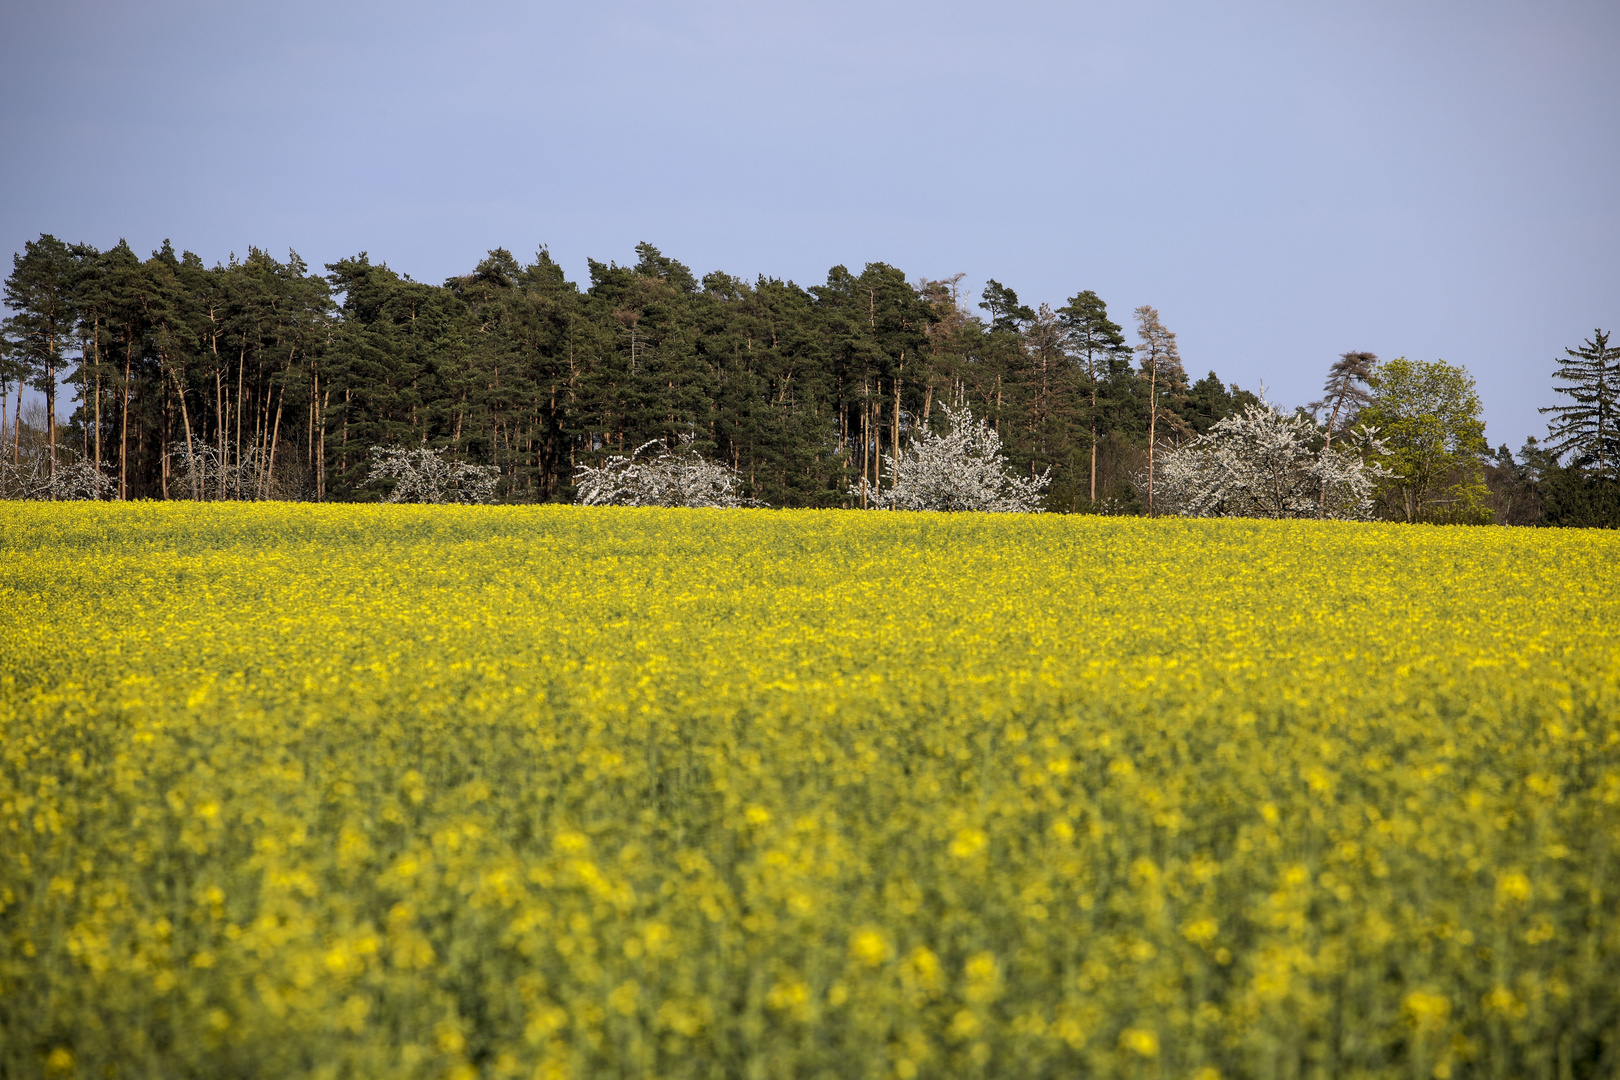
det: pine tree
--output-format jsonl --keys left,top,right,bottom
{"left": 96, "top": 241, "right": 149, "bottom": 500}
{"left": 977, "top": 279, "right": 1034, "bottom": 334}
{"left": 1540, "top": 329, "right": 1619, "bottom": 481}
{"left": 1310, "top": 350, "right": 1376, "bottom": 514}
{"left": 2, "top": 235, "right": 78, "bottom": 488}
{"left": 1058, "top": 290, "right": 1129, "bottom": 503}
{"left": 1312, "top": 351, "right": 1376, "bottom": 439}
{"left": 1133, "top": 305, "right": 1186, "bottom": 514}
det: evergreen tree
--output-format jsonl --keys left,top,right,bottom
{"left": 1133, "top": 305, "right": 1187, "bottom": 514}
{"left": 1309, "top": 350, "right": 1377, "bottom": 516}
{"left": 1312, "top": 351, "right": 1376, "bottom": 439}
{"left": 1540, "top": 329, "right": 1619, "bottom": 481}
{"left": 977, "top": 279, "right": 1034, "bottom": 333}
{"left": 3, "top": 235, "right": 78, "bottom": 485}
{"left": 1016, "top": 304, "right": 1078, "bottom": 488}
{"left": 2, "top": 231, "right": 1294, "bottom": 514}
{"left": 1058, "top": 290, "right": 1130, "bottom": 504}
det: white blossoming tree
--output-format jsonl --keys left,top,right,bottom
{"left": 574, "top": 434, "right": 760, "bottom": 508}
{"left": 1153, "top": 400, "right": 1391, "bottom": 520}
{"left": 859, "top": 402, "right": 1050, "bottom": 513}
{"left": 367, "top": 446, "right": 500, "bottom": 505}
{"left": 0, "top": 457, "right": 114, "bottom": 500}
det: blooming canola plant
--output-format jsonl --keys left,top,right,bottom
{"left": 1, "top": 502, "right": 1618, "bottom": 1078}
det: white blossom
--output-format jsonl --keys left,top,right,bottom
{"left": 574, "top": 434, "right": 760, "bottom": 508}
{"left": 859, "top": 402, "right": 1049, "bottom": 513}
{"left": 367, "top": 446, "right": 500, "bottom": 504}
{"left": 0, "top": 457, "right": 114, "bottom": 500}
{"left": 1152, "top": 400, "right": 1391, "bottom": 520}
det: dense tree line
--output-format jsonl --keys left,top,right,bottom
{"left": 2, "top": 233, "right": 1613, "bottom": 524}
{"left": 0, "top": 235, "right": 1261, "bottom": 510}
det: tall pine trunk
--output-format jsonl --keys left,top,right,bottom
{"left": 1147, "top": 358, "right": 1158, "bottom": 515}
{"left": 169, "top": 360, "right": 199, "bottom": 500}
{"left": 119, "top": 349, "right": 132, "bottom": 500}
{"left": 44, "top": 328, "right": 58, "bottom": 495}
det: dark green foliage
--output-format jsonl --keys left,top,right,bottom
{"left": 16, "top": 231, "right": 1620, "bottom": 529}
{"left": 1179, "top": 371, "right": 1261, "bottom": 435}
{"left": 1495, "top": 438, "right": 1620, "bottom": 529}
{"left": 1481, "top": 443, "right": 1544, "bottom": 527}
{"left": 1538, "top": 467, "right": 1620, "bottom": 527}
{"left": 2, "top": 235, "right": 78, "bottom": 475}
{"left": 1540, "top": 329, "right": 1620, "bottom": 481}
{"left": 0, "top": 233, "right": 1334, "bottom": 513}
{"left": 1477, "top": 329, "right": 1620, "bottom": 529}
{"left": 977, "top": 279, "right": 1034, "bottom": 333}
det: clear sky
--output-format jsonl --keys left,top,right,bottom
{"left": 2, "top": 0, "right": 1615, "bottom": 451}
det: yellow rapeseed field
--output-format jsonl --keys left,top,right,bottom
{"left": 2, "top": 503, "right": 1618, "bottom": 1079}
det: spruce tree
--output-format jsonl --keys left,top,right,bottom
{"left": 1541, "top": 329, "right": 1619, "bottom": 481}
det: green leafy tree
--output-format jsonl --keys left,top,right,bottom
{"left": 1360, "top": 356, "right": 1490, "bottom": 523}
{"left": 1540, "top": 329, "right": 1619, "bottom": 481}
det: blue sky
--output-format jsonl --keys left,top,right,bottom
{"left": 2, "top": 0, "right": 1615, "bottom": 450}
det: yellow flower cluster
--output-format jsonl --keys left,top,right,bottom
{"left": 2, "top": 503, "right": 1618, "bottom": 1079}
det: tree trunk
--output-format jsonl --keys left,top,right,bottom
{"left": 45, "top": 329, "right": 58, "bottom": 493}
{"left": 263, "top": 385, "right": 285, "bottom": 501}
{"left": 160, "top": 381, "right": 171, "bottom": 501}
{"left": 254, "top": 383, "right": 270, "bottom": 491}
{"left": 236, "top": 346, "right": 246, "bottom": 479}
{"left": 1147, "top": 359, "right": 1158, "bottom": 515}
{"left": 1089, "top": 379, "right": 1099, "bottom": 504}
{"left": 893, "top": 368, "right": 902, "bottom": 467}
{"left": 341, "top": 386, "right": 350, "bottom": 477}
{"left": 859, "top": 394, "right": 868, "bottom": 509}
{"left": 169, "top": 359, "right": 199, "bottom": 500}
{"left": 120, "top": 350, "right": 132, "bottom": 500}
{"left": 264, "top": 342, "right": 297, "bottom": 499}
{"left": 79, "top": 333, "right": 91, "bottom": 464}
{"left": 215, "top": 366, "right": 226, "bottom": 500}
{"left": 318, "top": 387, "right": 330, "bottom": 501}
{"left": 94, "top": 365, "right": 102, "bottom": 476}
